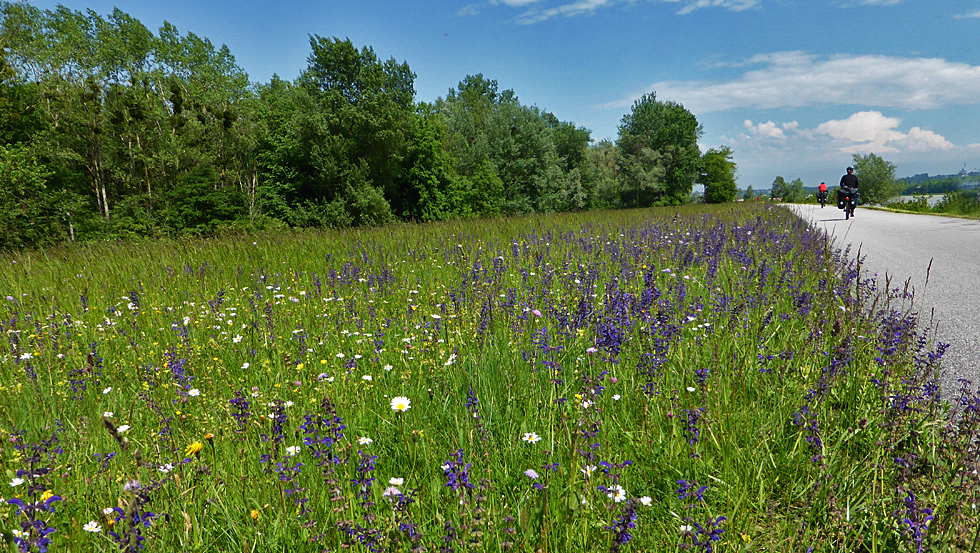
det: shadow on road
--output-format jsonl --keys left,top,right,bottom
{"left": 808, "top": 207, "right": 852, "bottom": 222}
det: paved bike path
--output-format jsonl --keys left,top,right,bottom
{"left": 788, "top": 204, "right": 980, "bottom": 398}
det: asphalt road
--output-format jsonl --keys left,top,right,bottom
{"left": 788, "top": 203, "right": 980, "bottom": 399}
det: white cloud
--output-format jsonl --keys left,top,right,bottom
{"left": 602, "top": 52, "right": 980, "bottom": 113}
{"left": 743, "top": 120, "right": 798, "bottom": 140}
{"left": 833, "top": 0, "right": 903, "bottom": 5}
{"left": 514, "top": 0, "right": 617, "bottom": 24}
{"left": 723, "top": 112, "right": 962, "bottom": 186}
{"left": 732, "top": 111, "right": 953, "bottom": 159}
{"left": 506, "top": 0, "right": 758, "bottom": 24}
{"left": 954, "top": 10, "right": 980, "bottom": 19}
{"left": 494, "top": 0, "right": 543, "bottom": 6}
{"left": 814, "top": 111, "right": 904, "bottom": 145}
{"left": 892, "top": 127, "right": 955, "bottom": 153}
{"left": 663, "top": 0, "right": 761, "bottom": 15}
{"left": 812, "top": 112, "right": 953, "bottom": 154}
{"left": 486, "top": 0, "right": 902, "bottom": 23}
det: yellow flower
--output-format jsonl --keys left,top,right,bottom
{"left": 185, "top": 441, "right": 203, "bottom": 457}
{"left": 40, "top": 490, "right": 54, "bottom": 502}
{"left": 250, "top": 509, "right": 260, "bottom": 522}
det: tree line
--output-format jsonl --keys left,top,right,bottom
{"left": 769, "top": 153, "right": 902, "bottom": 205}
{"left": 0, "top": 2, "right": 737, "bottom": 251}
{"left": 900, "top": 176, "right": 966, "bottom": 196}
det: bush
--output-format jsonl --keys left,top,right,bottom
{"left": 886, "top": 195, "right": 931, "bottom": 213}
{"left": 934, "top": 190, "right": 980, "bottom": 215}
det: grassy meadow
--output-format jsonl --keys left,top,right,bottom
{"left": 0, "top": 203, "right": 977, "bottom": 552}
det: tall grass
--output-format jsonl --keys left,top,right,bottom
{"left": 887, "top": 190, "right": 980, "bottom": 217}
{"left": 0, "top": 203, "right": 976, "bottom": 552}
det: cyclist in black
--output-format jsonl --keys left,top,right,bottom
{"left": 839, "top": 166, "right": 860, "bottom": 215}
{"left": 840, "top": 166, "right": 859, "bottom": 190}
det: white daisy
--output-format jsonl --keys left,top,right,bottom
{"left": 390, "top": 396, "right": 411, "bottom": 412}
{"left": 607, "top": 485, "right": 627, "bottom": 503}
{"left": 521, "top": 432, "right": 542, "bottom": 444}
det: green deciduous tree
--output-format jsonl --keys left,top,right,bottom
{"left": 290, "top": 36, "right": 415, "bottom": 226}
{"left": 616, "top": 93, "right": 702, "bottom": 206}
{"left": 1, "top": 1, "right": 254, "bottom": 238}
{"left": 0, "top": 142, "right": 57, "bottom": 249}
{"left": 851, "top": 152, "right": 899, "bottom": 205}
{"left": 770, "top": 176, "right": 805, "bottom": 203}
{"left": 398, "top": 115, "right": 465, "bottom": 222}
{"left": 770, "top": 176, "right": 788, "bottom": 200}
{"left": 699, "top": 146, "right": 737, "bottom": 203}
{"left": 617, "top": 145, "right": 665, "bottom": 208}
{"left": 434, "top": 74, "right": 569, "bottom": 215}
{"left": 542, "top": 111, "right": 590, "bottom": 174}
{"left": 582, "top": 140, "right": 620, "bottom": 209}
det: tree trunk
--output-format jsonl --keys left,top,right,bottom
{"left": 249, "top": 168, "right": 258, "bottom": 222}
{"left": 101, "top": 182, "right": 110, "bottom": 220}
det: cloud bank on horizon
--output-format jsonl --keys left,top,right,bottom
{"left": 609, "top": 52, "right": 980, "bottom": 180}
{"left": 476, "top": 0, "right": 980, "bottom": 184}
{"left": 603, "top": 52, "right": 980, "bottom": 113}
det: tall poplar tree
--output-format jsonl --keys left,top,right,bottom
{"left": 616, "top": 93, "right": 703, "bottom": 207}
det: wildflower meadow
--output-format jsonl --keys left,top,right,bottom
{"left": 1, "top": 203, "right": 977, "bottom": 552}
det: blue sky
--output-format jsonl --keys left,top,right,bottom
{"left": 27, "top": 0, "right": 980, "bottom": 188}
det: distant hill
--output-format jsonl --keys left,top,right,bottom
{"left": 898, "top": 169, "right": 980, "bottom": 195}
{"left": 901, "top": 170, "right": 980, "bottom": 185}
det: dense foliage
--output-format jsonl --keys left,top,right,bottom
{"left": 698, "top": 146, "right": 737, "bottom": 204}
{"left": 901, "top": 177, "right": 961, "bottom": 196}
{"left": 616, "top": 93, "right": 703, "bottom": 208}
{"left": 887, "top": 189, "right": 980, "bottom": 217}
{"left": 0, "top": 2, "right": 736, "bottom": 251}
{"left": 851, "top": 153, "right": 900, "bottom": 205}
{"left": 769, "top": 176, "right": 805, "bottom": 203}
